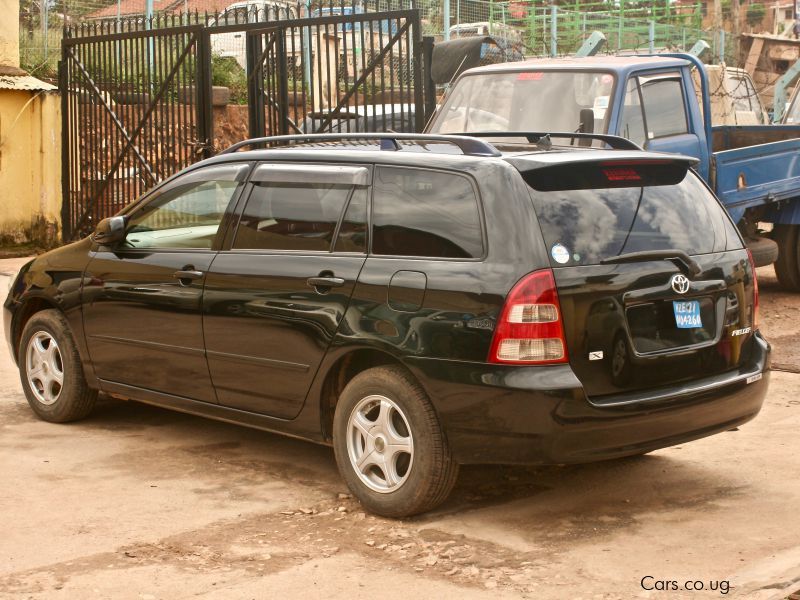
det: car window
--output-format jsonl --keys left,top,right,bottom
{"left": 233, "top": 182, "right": 353, "bottom": 252}
{"left": 619, "top": 78, "right": 647, "bottom": 147}
{"left": 372, "top": 166, "right": 483, "bottom": 259}
{"left": 334, "top": 187, "right": 368, "bottom": 253}
{"left": 125, "top": 166, "right": 246, "bottom": 249}
{"left": 640, "top": 76, "right": 689, "bottom": 139}
{"left": 527, "top": 171, "right": 734, "bottom": 267}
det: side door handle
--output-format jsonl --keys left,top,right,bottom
{"left": 306, "top": 276, "right": 345, "bottom": 289}
{"left": 173, "top": 269, "right": 204, "bottom": 284}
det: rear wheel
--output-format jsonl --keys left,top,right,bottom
{"left": 332, "top": 366, "right": 459, "bottom": 518}
{"left": 18, "top": 309, "right": 97, "bottom": 423}
{"left": 773, "top": 224, "right": 800, "bottom": 291}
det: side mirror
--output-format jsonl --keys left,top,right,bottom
{"left": 579, "top": 108, "right": 595, "bottom": 147}
{"left": 92, "top": 216, "right": 127, "bottom": 246}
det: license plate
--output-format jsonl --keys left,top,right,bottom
{"left": 673, "top": 300, "right": 702, "bottom": 328}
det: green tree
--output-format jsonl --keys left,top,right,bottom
{"left": 746, "top": 2, "right": 765, "bottom": 28}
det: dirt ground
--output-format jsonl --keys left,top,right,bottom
{"left": 1, "top": 258, "right": 799, "bottom": 600}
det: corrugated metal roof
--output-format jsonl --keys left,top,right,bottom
{"left": 0, "top": 75, "right": 57, "bottom": 91}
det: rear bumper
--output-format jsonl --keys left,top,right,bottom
{"left": 406, "top": 331, "right": 770, "bottom": 465}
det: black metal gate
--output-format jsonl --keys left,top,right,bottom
{"left": 59, "top": 7, "right": 426, "bottom": 241}
{"left": 246, "top": 9, "right": 423, "bottom": 139}
{"left": 60, "top": 22, "right": 215, "bottom": 240}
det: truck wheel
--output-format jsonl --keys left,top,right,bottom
{"left": 332, "top": 365, "right": 459, "bottom": 518}
{"left": 18, "top": 309, "right": 98, "bottom": 423}
{"left": 773, "top": 225, "right": 800, "bottom": 291}
{"left": 745, "top": 235, "right": 779, "bottom": 268}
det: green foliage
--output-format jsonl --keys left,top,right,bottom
{"left": 211, "top": 55, "right": 248, "bottom": 104}
{"left": 746, "top": 3, "right": 766, "bottom": 27}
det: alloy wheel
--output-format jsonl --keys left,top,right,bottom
{"left": 346, "top": 394, "right": 414, "bottom": 493}
{"left": 26, "top": 331, "right": 64, "bottom": 406}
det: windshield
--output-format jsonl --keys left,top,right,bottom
{"left": 429, "top": 70, "right": 615, "bottom": 134}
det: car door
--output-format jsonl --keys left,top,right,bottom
{"left": 202, "top": 162, "right": 369, "bottom": 419}
{"left": 617, "top": 71, "right": 708, "bottom": 179}
{"left": 82, "top": 162, "right": 250, "bottom": 402}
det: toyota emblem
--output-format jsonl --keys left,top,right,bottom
{"left": 671, "top": 274, "right": 690, "bottom": 294}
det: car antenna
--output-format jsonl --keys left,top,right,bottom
{"left": 423, "top": 54, "right": 469, "bottom": 132}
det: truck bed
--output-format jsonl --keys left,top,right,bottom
{"left": 711, "top": 125, "right": 800, "bottom": 152}
{"left": 712, "top": 125, "right": 800, "bottom": 222}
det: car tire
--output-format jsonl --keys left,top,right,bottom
{"left": 18, "top": 309, "right": 98, "bottom": 423}
{"left": 773, "top": 224, "right": 800, "bottom": 291}
{"left": 745, "top": 235, "right": 779, "bottom": 268}
{"left": 332, "top": 365, "right": 459, "bottom": 518}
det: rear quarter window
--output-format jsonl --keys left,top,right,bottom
{"left": 527, "top": 171, "right": 738, "bottom": 267}
{"left": 371, "top": 166, "right": 484, "bottom": 259}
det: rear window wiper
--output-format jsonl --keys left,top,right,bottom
{"left": 600, "top": 249, "right": 702, "bottom": 276}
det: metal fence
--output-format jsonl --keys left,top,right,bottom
{"left": 60, "top": 5, "right": 426, "bottom": 240}
{"left": 26, "top": 0, "right": 751, "bottom": 78}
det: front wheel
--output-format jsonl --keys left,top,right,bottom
{"left": 18, "top": 309, "right": 97, "bottom": 423}
{"left": 332, "top": 366, "right": 459, "bottom": 518}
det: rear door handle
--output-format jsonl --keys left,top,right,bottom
{"left": 173, "top": 269, "right": 204, "bottom": 281}
{"left": 306, "top": 276, "right": 345, "bottom": 289}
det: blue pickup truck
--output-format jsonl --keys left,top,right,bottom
{"left": 426, "top": 53, "right": 800, "bottom": 290}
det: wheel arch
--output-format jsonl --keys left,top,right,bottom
{"left": 11, "top": 296, "right": 61, "bottom": 363}
{"left": 317, "top": 347, "right": 421, "bottom": 442}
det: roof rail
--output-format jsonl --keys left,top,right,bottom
{"left": 218, "top": 133, "right": 502, "bottom": 157}
{"left": 455, "top": 131, "right": 642, "bottom": 151}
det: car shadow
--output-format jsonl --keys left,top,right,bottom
{"left": 417, "top": 450, "right": 746, "bottom": 543}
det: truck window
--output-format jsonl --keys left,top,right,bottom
{"left": 619, "top": 79, "right": 647, "bottom": 147}
{"left": 639, "top": 75, "right": 689, "bottom": 140}
{"left": 430, "top": 71, "right": 615, "bottom": 135}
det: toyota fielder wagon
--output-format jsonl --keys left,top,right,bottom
{"left": 3, "top": 132, "right": 769, "bottom": 517}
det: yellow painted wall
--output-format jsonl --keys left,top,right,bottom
{"left": 0, "top": 0, "right": 19, "bottom": 67}
{"left": 0, "top": 89, "right": 62, "bottom": 245}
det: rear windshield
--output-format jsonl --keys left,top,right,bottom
{"left": 527, "top": 171, "right": 740, "bottom": 267}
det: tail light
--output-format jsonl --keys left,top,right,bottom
{"left": 746, "top": 249, "right": 759, "bottom": 329}
{"left": 488, "top": 269, "right": 569, "bottom": 364}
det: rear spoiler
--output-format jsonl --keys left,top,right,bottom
{"left": 507, "top": 152, "right": 699, "bottom": 191}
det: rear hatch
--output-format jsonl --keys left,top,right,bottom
{"left": 514, "top": 154, "right": 758, "bottom": 400}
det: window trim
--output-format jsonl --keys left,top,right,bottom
{"left": 368, "top": 164, "right": 488, "bottom": 262}
{"left": 251, "top": 163, "right": 370, "bottom": 186}
{"left": 120, "top": 162, "right": 252, "bottom": 218}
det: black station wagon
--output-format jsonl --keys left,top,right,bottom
{"left": 3, "top": 133, "right": 769, "bottom": 517}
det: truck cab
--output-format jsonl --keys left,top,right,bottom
{"left": 427, "top": 54, "right": 800, "bottom": 289}
{"left": 430, "top": 57, "right": 711, "bottom": 177}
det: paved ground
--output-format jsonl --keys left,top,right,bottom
{"left": 1, "top": 257, "right": 799, "bottom": 600}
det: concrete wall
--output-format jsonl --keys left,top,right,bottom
{"left": 0, "top": 89, "right": 61, "bottom": 246}
{"left": 0, "top": 0, "right": 19, "bottom": 68}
